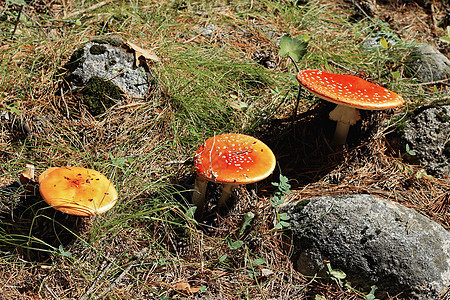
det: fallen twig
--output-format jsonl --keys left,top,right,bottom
{"left": 64, "top": 0, "right": 114, "bottom": 19}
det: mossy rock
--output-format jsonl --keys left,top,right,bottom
{"left": 89, "top": 44, "right": 107, "bottom": 55}
{"left": 396, "top": 101, "right": 450, "bottom": 176}
{"left": 65, "top": 47, "right": 86, "bottom": 73}
{"left": 80, "top": 76, "right": 121, "bottom": 116}
{"left": 91, "top": 35, "right": 124, "bottom": 47}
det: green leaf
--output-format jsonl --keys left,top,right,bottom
{"left": 279, "top": 34, "right": 308, "bottom": 62}
{"left": 6, "top": 102, "right": 21, "bottom": 115}
{"left": 279, "top": 174, "right": 289, "bottom": 184}
{"left": 58, "top": 245, "right": 71, "bottom": 257}
{"left": 380, "top": 37, "right": 392, "bottom": 50}
{"left": 230, "top": 101, "right": 249, "bottom": 112}
{"left": 185, "top": 206, "right": 197, "bottom": 219}
{"left": 226, "top": 238, "right": 243, "bottom": 250}
{"left": 278, "top": 213, "right": 290, "bottom": 221}
{"left": 7, "top": 0, "right": 27, "bottom": 5}
{"left": 239, "top": 212, "right": 255, "bottom": 236}
{"left": 391, "top": 71, "right": 400, "bottom": 79}
{"left": 219, "top": 254, "right": 228, "bottom": 262}
{"left": 279, "top": 221, "right": 290, "bottom": 228}
{"left": 365, "top": 285, "right": 378, "bottom": 300}
{"left": 440, "top": 27, "right": 450, "bottom": 44}
{"left": 274, "top": 222, "right": 283, "bottom": 230}
{"left": 405, "top": 144, "right": 416, "bottom": 156}
{"left": 200, "top": 285, "right": 207, "bottom": 293}
{"left": 252, "top": 258, "right": 266, "bottom": 265}
{"left": 272, "top": 194, "right": 283, "bottom": 203}
{"left": 330, "top": 268, "right": 346, "bottom": 279}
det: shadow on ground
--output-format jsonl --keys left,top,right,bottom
{"left": 0, "top": 182, "right": 84, "bottom": 262}
{"left": 174, "top": 102, "right": 383, "bottom": 223}
{"left": 256, "top": 102, "right": 381, "bottom": 188}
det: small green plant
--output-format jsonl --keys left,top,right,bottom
{"left": 226, "top": 237, "right": 243, "bottom": 250}
{"left": 278, "top": 34, "right": 309, "bottom": 119}
{"left": 3, "top": 101, "right": 22, "bottom": 116}
{"left": 405, "top": 144, "right": 416, "bottom": 156}
{"left": 325, "top": 261, "right": 346, "bottom": 287}
{"left": 58, "top": 245, "right": 72, "bottom": 257}
{"left": 364, "top": 285, "right": 378, "bottom": 300}
{"left": 416, "top": 168, "right": 433, "bottom": 179}
{"left": 326, "top": 262, "right": 380, "bottom": 300}
{"left": 379, "top": 37, "right": 392, "bottom": 50}
{"left": 238, "top": 211, "right": 255, "bottom": 236}
{"left": 279, "top": 34, "right": 309, "bottom": 68}
{"left": 271, "top": 173, "right": 292, "bottom": 229}
{"left": 440, "top": 26, "right": 450, "bottom": 44}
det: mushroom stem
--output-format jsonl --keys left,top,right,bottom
{"left": 192, "top": 176, "right": 207, "bottom": 216}
{"left": 217, "top": 183, "right": 239, "bottom": 209}
{"left": 333, "top": 121, "right": 351, "bottom": 145}
{"left": 329, "top": 105, "right": 361, "bottom": 145}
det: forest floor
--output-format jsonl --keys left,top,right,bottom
{"left": 0, "top": 0, "right": 449, "bottom": 299}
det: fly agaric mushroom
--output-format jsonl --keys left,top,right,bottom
{"left": 296, "top": 70, "right": 404, "bottom": 145}
{"left": 193, "top": 133, "right": 276, "bottom": 214}
{"left": 39, "top": 166, "right": 118, "bottom": 216}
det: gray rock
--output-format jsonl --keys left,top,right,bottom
{"left": 407, "top": 44, "right": 450, "bottom": 83}
{"left": 361, "top": 27, "right": 401, "bottom": 52}
{"left": 283, "top": 194, "right": 450, "bottom": 299}
{"left": 196, "top": 24, "right": 217, "bottom": 38}
{"left": 65, "top": 39, "right": 151, "bottom": 99}
{"left": 402, "top": 104, "right": 450, "bottom": 177}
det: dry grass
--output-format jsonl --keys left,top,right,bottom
{"left": 0, "top": 0, "right": 448, "bottom": 299}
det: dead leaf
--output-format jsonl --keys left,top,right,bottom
{"left": 20, "top": 164, "right": 36, "bottom": 192}
{"left": 173, "top": 281, "right": 200, "bottom": 294}
{"left": 230, "top": 100, "right": 249, "bottom": 112}
{"left": 20, "top": 164, "right": 35, "bottom": 184}
{"left": 261, "top": 268, "right": 274, "bottom": 277}
{"left": 125, "top": 40, "right": 160, "bottom": 65}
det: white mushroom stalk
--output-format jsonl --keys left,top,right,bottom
{"left": 192, "top": 176, "right": 207, "bottom": 215}
{"left": 217, "top": 183, "right": 239, "bottom": 209}
{"left": 329, "top": 105, "right": 361, "bottom": 145}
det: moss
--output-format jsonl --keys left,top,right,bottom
{"left": 91, "top": 35, "right": 124, "bottom": 47}
{"left": 65, "top": 47, "right": 86, "bottom": 72}
{"left": 81, "top": 76, "right": 121, "bottom": 116}
{"left": 89, "top": 44, "right": 107, "bottom": 55}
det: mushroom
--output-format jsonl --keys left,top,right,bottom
{"left": 296, "top": 70, "right": 404, "bottom": 145}
{"left": 192, "top": 133, "right": 276, "bottom": 215}
{"left": 39, "top": 166, "right": 118, "bottom": 216}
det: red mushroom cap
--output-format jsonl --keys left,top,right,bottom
{"left": 194, "top": 133, "right": 276, "bottom": 184}
{"left": 296, "top": 70, "right": 404, "bottom": 110}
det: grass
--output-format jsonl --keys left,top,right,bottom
{"left": 0, "top": 0, "right": 449, "bottom": 299}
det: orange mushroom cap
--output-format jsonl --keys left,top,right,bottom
{"left": 296, "top": 70, "right": 404, "bottom": 110}
{"left": 39, "top": 166, "right": 118, "bottom": 216}
{"left": 194, "top": 133, "right": 276, "bottom": 184}
{"left": 38, "top": 166, "right": 59, "bottom": 184}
